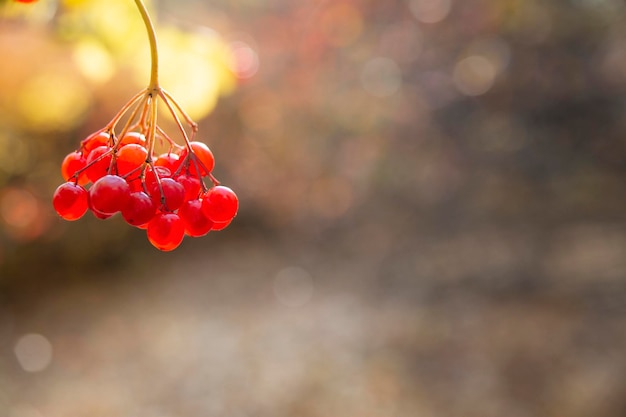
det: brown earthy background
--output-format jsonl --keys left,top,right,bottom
{"left": 1, "top": 0, "right": 625, "bottom": 416}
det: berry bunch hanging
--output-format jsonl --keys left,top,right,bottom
{"left": 48, "top": 0, "right": 238, "bottom": 251}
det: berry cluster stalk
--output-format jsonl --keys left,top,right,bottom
{"left": 134, "top": 0, "right": 160, "bottom": 90}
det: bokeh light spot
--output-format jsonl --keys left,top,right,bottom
{"left": 73, "top": 39, "right": 115, "bottom": 84}
{"left": 17, "top": 72, "right": 89, "bottom": 131}
{"left": 453, "top": 55, "right": 497, "bottom": 96}
{"left": 409, "top": 0, "right": 452, "bottom": 24}
{"left": 361, "top": 57, "right": 402, "bottom": 98}
{"left": 0, "top": 187, "right": 38, "bottom": 229}
{"left": 229, "top": 41, "right": 259, "bottom": 80}
{"left": 14, "top": 333, "right": 53, "bottom": 373}
{"left": 273, "top": 267, "right": 314, "bottom": 307}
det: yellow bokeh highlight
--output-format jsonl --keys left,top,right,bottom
{"left": 17, "top": 72, "right": 90, "bottom": 131}
{"left": 134, "top": 28, "right": 236, "bottom": 120}
{"left": 73, "top": 39, "right": 115, "bottom": 84}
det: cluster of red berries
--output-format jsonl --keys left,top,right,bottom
{"left": 52, "top": 79, "right": 238, "bottom": 252}
{"left": 53, "top": 130, "right": 238, "bottom": 251}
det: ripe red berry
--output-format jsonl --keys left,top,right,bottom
{"left": 211, "top": 219, "right": 232, "bottom": 231}
{"left": 119, "top": 132, "right": 146, "bottom": 147}
{"left": 181, "top": 141, "right": 214, "bottom": 176}
{"left": 201, "top": 186, "right": 238, "bottom": 223}
{"left": 81, "top": 131, "right": 110, "bottom": 156}
{"left": 144, "top": 165, "right": 171, "bottom": 191}
{"left": 155, "top": 153, "right": 182, "bottom": 175}
{"left": 61, "top": 151, "right": 88, "bottom": 185}
{"left": 122, "top": 191, "right": 156, "bottom": 227}
{"left": 147, "top": 212, "right": 185, "bottom": 251}
{"left": 52, "top": 182, "right": 89, "bottom": 221}
{"left": 175, "top": 174, "right": 202, "bottom": 201}
{"left": 149, "top": 177, "right": 185, "bottom": 211}
{"left": 89, "top": 175, "right": 131, "bottom": 215}
{"left": 85, "top": 145, "right": 113, "bottom": 183}
{"left": 116, "top": 144, "right": 148, "bottom": 180}
{"left": 179, "top": 199, "right": 213, "bottom": 237}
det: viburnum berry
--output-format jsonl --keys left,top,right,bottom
{"left": 116, "top": 144, "right": 148, "bottom": 180}
{"left": 53, "top": 182, "right": 89, "bottom": 221}
{"left": 81, "top": 131, "right": 110, "bottom": 156}
{"left": 147, "top": 212, "right": 185, "bottom": 251}
{"left": 144, "top": 165, "right": 171, "bottom": 191}
{"left": 122, "top": 191, "right": 157, "bottom": 227}
{"left": 155, "top": 152, "right": 182, "bottom": 175}
{"left": 175, "top": 174, "right": 202, "bottom": 201}
{"left": 89, "top": 175, "right": 131, "bottom": 215}
{"left": 179, "top": 199, "right": 213, "bottom": 237}
{"left": 85, "top": 145, "right": 113, "bottom": 183}
{"left": 148, "top": 177, "right": 185, "bottom": 211}
{"left": 181, "top": 141, "right": 214, "bottom": 176}
{"left": 201, "top": 186, "right": 238, "bottom": 223}
{"left": 61, "top": 151, "right": 88, "bottom": 185}
{"left": 211, "top": 219, "right": 232, "bottom": 231}
{"left": 119, "top": 132, "right": 146, "bottom": 147}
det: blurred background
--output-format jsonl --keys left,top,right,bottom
{"left": 1, "top": 0, "right": 626, "bottom": 416}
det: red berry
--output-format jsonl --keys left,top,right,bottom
{"left": 61, "top": 151, "right": 88, "bottom": 185}
{"left": 144, "top": 165, "right": 171, "bottom": 191}
{"left": 119, "top": 132, "right": 146, "bottom": 146}
{"left": 89, "top": 175, "right": 131, "bottom": 215}
{"left": 155, "top": 153, "right": 182, "bottom": 175}
{"left": 52, "top": 182, "right": 88, "bottom": 221}
{"left": 85, "top": 145, "right": 113, "bottom": 183}
{"left": 116, "top": 144, "right": 147, "bottom": 180}
{"left": 81, "top": 131, "right": 110, "bottom": 156}
{"left": 176, "top": 174, "right": 202, "bottom": 201}
{"left": 147, "top": 212, "right": 185, "bottom": 251}
{"left": 179, "top": 199, "right": 213, "bottom": 237}
{"left": 122, "top": 191, "right": 156, "bottom": 227}
{"left": 149, "top": 177, "right": 185, "bottom": 211}
{"left": 181, "top": 141, "right": 214, "bottom": 176}
{"left": 211, "top": 219, "right": 232, "bottom": 231}
{"left": 201, "top": 186, "right": 238, "bottom": 223}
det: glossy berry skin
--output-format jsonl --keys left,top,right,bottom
{"left": 211, "top": 219, "right": 232, "bottom": 231}
{"left": 176, "top": 174, "right": 202, "bottom": 201}
{"left": 81, "top": 131, "right": 110, "bottom": 156}
{"left": 89, "top": 175, "right": 131, "bottom": 215}
{"left": 179, "top": 199, "right": 213, "bottom": 237}
{"left": 155, "top": 153, "right": 182, "bottom": 176}
{"left": 149, "top": 177, "right": 185, "bottom": 211}
{"left": 147, "top": 212, "right": 185, "bottom": 251}
{"left": 52, "top": 182, "right": 88, "bottom": 221}
{"left": 144, "top": 165, "right": 171, "bottom": 191}
{"left": 182, "top": 141, "right": 214, "bottom": 176}
{"left": 85, "top": 145, "right": 113, "bottom": 183}
{"left": 116, "top": 144, "right": 147, "bottom": 180}
{"left": 119, "top": 132, "right": 146, "bottom": 146}
{"left": 122, "top": 191, "right": 156, "bottom": 227}
{"left": 201, "top": 186, "right": 238, "bottom": 223}
{"left": 61, "top": 151, "right": 88, "bottom": 185}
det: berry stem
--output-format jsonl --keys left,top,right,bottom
{"left": 134, "top": 0, "right": 160, "bottom": 90}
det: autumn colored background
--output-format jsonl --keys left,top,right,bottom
{"left": 1, "top": 0, "right": 625, "bottom": 416}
